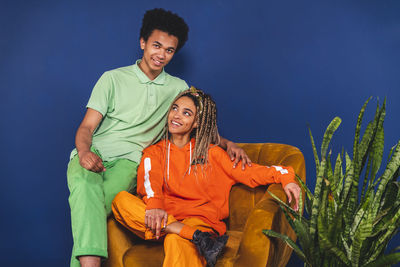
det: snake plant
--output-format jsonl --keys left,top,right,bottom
{"left": 263, "top": 98, "right": 400, "bottom": 267}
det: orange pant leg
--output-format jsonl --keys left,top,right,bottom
{"left": 162, "top": 217, "right": 214, "bottom": 267}
{"left": 112, "top": 191, "right": 177, "bottom": 240}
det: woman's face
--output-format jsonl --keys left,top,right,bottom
{"left": 168, "top": 96, "right": 198, "bottom": 137}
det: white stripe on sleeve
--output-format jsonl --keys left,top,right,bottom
{"left": 144, "top": 157, "right": 155, "bottom": 198}
{"left": 272, "top": 165, "right": 289, "bottom": 175}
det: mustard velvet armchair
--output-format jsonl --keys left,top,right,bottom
{"left": 103, "top": 143, "right": 306, "bottom": 267}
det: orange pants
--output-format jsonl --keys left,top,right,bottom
{"left": 112, "top": 191, "right": 212, "bottom": 267}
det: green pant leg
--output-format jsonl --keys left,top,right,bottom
{"left": 67, "top": 155, "right": 108, "bottom": 266}
{"left": 103, "top": 159, "right": 138, "bottom": 215}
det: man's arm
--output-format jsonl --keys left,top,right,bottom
{"left": 75, "top": 108, "right": 105, "bottom": 172}
{"left": 219, "top": 136, "right": 252, "bottom": 170}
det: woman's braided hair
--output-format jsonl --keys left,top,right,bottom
{"left": 164, "top": 86, "right": 220, "bottom": 170}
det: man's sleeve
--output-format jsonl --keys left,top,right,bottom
{"left": 86, "top": 71, "right": 115, "bottom": 116}
{"left": 182, "top": 80, "right": 189, "bottom": 91}
{"left": 212, "top": 147, "right": 296, "bottom": 189}
{"left": 137, "top": 148, "right": 165, "bottom": 210}
{"left": 176, "top": 79, "right": 189, "bottom": 93}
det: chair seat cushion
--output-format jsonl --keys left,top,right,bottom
{"left": 216, "top": 230, "right": 243, "bottom": 267}
{"left": 123, "top": 240, "right": 165, "bottom": 267}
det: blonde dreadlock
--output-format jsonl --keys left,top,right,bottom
{"left": 163, "top": 87, "right": 220, "bottom": 175}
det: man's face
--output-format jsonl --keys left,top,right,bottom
{"left": 139, "top": 29, "right": 179, "bottom": 79}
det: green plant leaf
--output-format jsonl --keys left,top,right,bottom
{"left": 373, "top": 140, "right": 400, "bottom": 217}
{"left": 341, "top": 235, "right": 351, "bottom": 259}
{"left": 267, "top": 189, "right": 317, "bottom": 261}
{"left": 336, "top": 150, "right": 346, "bottom": 203}
{"left": 309, "top": 125, "right": 320, "bottom": 178}
{"left": 374, "top": 203, "right": 400, "bottom": 249}
{"left": 361, "top": 100, "right": 385, "bottom": 193}
{"left": 381, "top": 181, "right": 400, "bottom": 212}
{"left": 310, "top": 159, "right": 327, "bottom": 239}
{"left": 349, "top": 103, "right": 384, "bottom": 225}
{"left": 367, "top": 208, "right": 400, "bottom": 262}
{"left": 370, "top": 107, "right": 385, "bottom": 181}
{"left": 298, "top": 182, "right": 304, "bottom": 219}
{"left": 353, "top": 97, "right": 372, "bottom": 160}
{"left": 370, "top": 182, "right": 400, "bottom": 239}
{"left": 318, "top": 213, "right": 351, "bottom": 266}
{"left": 266, "top": 190, "right": 302, "bottom": 221}
{"left": 390, "top": 246, "right": 400, "bottom": 253}
{"left": 331, "top": 153, "right": 342, "bottom": 202}
{"left": 351, "top": 208, "right": 374, "bottom": 266}
{"left": 364, "top": 252, "right": 400, "bottom": 267}
{"left": 387, "top": 143, "right": 398, "bottom": 162}
{"left": 325, "top": 151, "right": 335, "bottom": 224}
{"left": 263, "top": 229, "right": 311, "bottom": 265}
{"left": 357, "top": 98, "right": 385, "bottom": 178}
{"left": 296, "top": 174, "right": 313, "bottom": 215}
{"left": 281, "top": 199, "right": 315, "bottom": 260}
{"left": 342, "top": 157, "right": 354, "bottom": 203}
{"left": 360, "top": 156, "right": 372, "bottom": 204}
{"left": 371, "top": 208, "right": 391, "bottom": 236}
{"left": 326, "top": 205, "right": 345, "bottom": 248}
{"left": 321, "top": 117, "right": 342, "bottom": 160}
{"left": 350, "top": 189, "right": 372, "bottom": 240}
{"left": 342, "top": 159, "right": 355, "bottom": 238}
{"left": 356, "top": 120, "right": 375, "bottom": 174}
{"left": 294, "top": 98, "right": 400, "bottom": 267}
{"left": 345, "top": 152, "right": 352, "bottom": 176}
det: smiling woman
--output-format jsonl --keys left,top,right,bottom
{"left": 167, "top": 96, "right": 198, "bottom": 145}
{"left": 111, "top": 87, "right": 301, "bottom": 267}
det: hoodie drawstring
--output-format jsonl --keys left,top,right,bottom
{"left": 167, "top": 142, "right": 171, "bottom": 182}
{"left": 167, "top": 140, "right": 192, "bottom": 182}
{"left": 189, "top": 141, "right": 192, "bottom": 174}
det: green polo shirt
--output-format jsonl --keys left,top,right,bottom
{"left": 70, "top": 60, "right": 188, "bottom": 163}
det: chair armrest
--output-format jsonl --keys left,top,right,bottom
{"left": 103, "top": 217, "right": 136, "bottom": 267}
{"left": 233, "top": 184, "right": 295, "bottom": 267}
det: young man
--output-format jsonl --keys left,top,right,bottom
{"left": 67, "top": 8, "right": 250, "bottom": 267}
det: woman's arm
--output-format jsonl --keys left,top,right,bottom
{"left": 137, "top": 150, "right": 165, "bottom": 210}
{"left": 212, "top": 147, "right": 300, "bottom": 210}
{"left": 137, "top": 148, "right": 168, "bottom": 238}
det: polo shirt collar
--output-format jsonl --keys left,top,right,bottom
{"left": 133, "top": 59, "right": 166, "bottom": 85}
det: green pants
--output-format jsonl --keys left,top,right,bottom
{"left": 67, "top": 150, "right": 138, "bottom": 267}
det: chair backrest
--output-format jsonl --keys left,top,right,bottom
{"left": 227, "top": 143, "right": 306, "bottom": 232}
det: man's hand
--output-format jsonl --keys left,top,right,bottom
{"left": 78, "top": 150, "right": 106, "bottom": 173}
{"left": 226, "top": 141, "right": 252, "bottom": 170}
{"left": 75, "top": 108, "right": 104, "bottom": 172}
{"left": 283, "top": 182, "right": 301, "bottom": 212}
{"left": 145, "top": 208, "right": 168, "bottom": 239}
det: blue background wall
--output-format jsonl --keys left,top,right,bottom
{"left": 1, "top": 0, "right": 399, "bottom": 266}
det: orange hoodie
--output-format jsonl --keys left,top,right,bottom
{"left": 137, "top": 139, "right": 296, "bottom": 235}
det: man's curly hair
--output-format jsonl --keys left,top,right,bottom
{"left": 140, "top": 8, "right": 189, "bottom": 52}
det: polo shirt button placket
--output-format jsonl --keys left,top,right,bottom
{"left": 148, "top": 83, "right": 156, "bottom": 110}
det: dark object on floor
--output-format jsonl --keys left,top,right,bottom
{"left": 192, "top": 230, "right": 229, "bottom": 267}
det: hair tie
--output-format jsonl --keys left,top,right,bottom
{"left": 189, "top": 86, "right": 203, "bottom": 114}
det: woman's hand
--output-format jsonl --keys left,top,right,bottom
{"left": 145, "top": 209, "right": 168, "bottom": 239}
{"left": 283, "top": 182, "right": 301, "bottom": 212}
